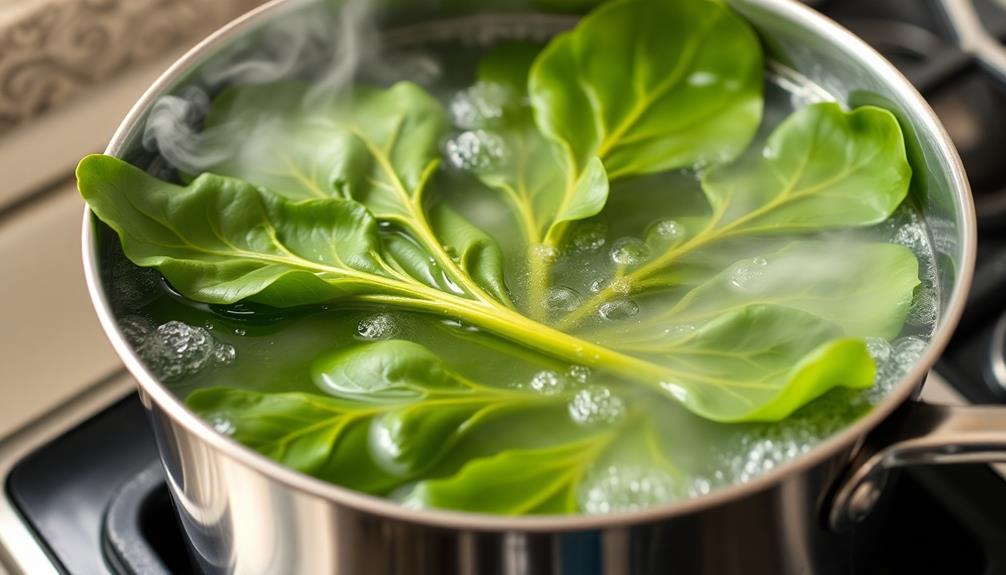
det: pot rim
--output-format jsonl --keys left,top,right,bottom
{"left": 81, "top": 0, "right": 976, "bottom": 532}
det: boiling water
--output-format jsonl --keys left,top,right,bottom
{"left": 103, "top": 15, "right": 940, "bottom": 513}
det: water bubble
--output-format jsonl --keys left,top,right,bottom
{"left": 589, "top": 279, "right": 607, "bottom": 293}
{"left": 545, "top": 287, "right": 583, "bottom": 313}
{"left": 598, "top": 298, "right": 640, "bottom": 321}
{"left": 213, "top": 344, "right": 237, "bottom": 366}
{"left": 449, "top": 82, "right": 510, "bottom": 129}
{"left": 119, "top": 315, "right": 154, "bottom": 347}
{"left": 357, "top": 314, "right": 399, "bottom": 340}
{"left": 865, "top": 337, "right": 893, "bottom": 366}
{"left": 566, "top": 365, "right": 591, "bottom": 384}
{"left": 444, "top": 130, "right": 507, "bottom": 172}
{"left": 529, "top": 370, "right": 566, "bottom": 396}
{"left": 579, "top": 466, "right": 676, "bottom": 514}
{"left": 892, "top": 336, "right": 926, "bottom": 376}
{"left": 209, "top": 416, "right": 236, "bottom": 436}
{"left": 610, "top": 238, "right": 650, "bottom": 266}
{"left": 729, "top": 257, "right": 768, "bottom": 291}
{"left": 138, "top": 321, "right": 234, "bottom": 381}
{"left": 572, "top": 223, "right": 607, "bottom": 252}
{"left": 906, "top": 285, "right": 938, "bottom": 332}
{"left": 688, "top": 476, "right": 713, "bottom": 497}
{"left": 648, "top": 219, "right": 683, "bottom": 244}
{"left": 568, "top": 385, "right": 626, "bottom": 425}
{"left": 233, "top": 328, "right": 247, "bottom": 336}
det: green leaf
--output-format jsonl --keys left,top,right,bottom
{"left": 560, "top": 103, "right": 915, "bottom": 330}
{"left": 628, "top": 241, "right": 920, "bottom": 341}
{"left": 428, "top": 203, "right": 513, "bottom": 305}
{"left": 311, "top": 340, "right": 460, "bottom": 402}
{"left": 655, "top": 305, "right": 875, "bottom": 422}
{"left": 193, "top": 340, "right": 559, "bottom": 483}
{"left": 406, "top": 435, "right": 612, "bottom": 514}
{"left": 204, "top": 82, "right": 448, "bottom": 214}
{"left": 528, "top": 0, "right": 763, "bottom": 178}
{"left": 701, "top": 102, "right": 911, "bottom": 233}
{"left": 77, "top": 154, "right": 388, "bottom": 307}
{"left": 187, "top": 388, "right": 403, "bottom": 493}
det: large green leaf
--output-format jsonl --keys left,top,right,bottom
{"left": 617, "top": 242, "right": 920, "bottom": 342}
{"left": 529, "top": 0, "right": 763, "bottom": 178}
{"left": 77, "top": 154, "right": 388, "bottom": 307}
{"left": 406, "top": 435, "right": 613, "bottom": 514}
{"left": 192, "top": 340, "right": 557, "bottom": 482}
{"left": 701, "top": 102, "right": 911, "bottom": 233}
{"left": 560, "top": 103, "right": 915, "bottom": 330}
{"left": 655, "top": 305, "right": 875, "bottom": 422}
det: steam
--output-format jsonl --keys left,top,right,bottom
{"left": 142, "top": 0, "right": 437, "bottom": 175}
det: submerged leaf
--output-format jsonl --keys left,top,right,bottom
{"left": 529, "top": 0, "right": 763, "bottom": 178}
{"left": 407, "top": 435, "right": 613, "bottom": 514}
{"left": 311, "top": 340, "right": 460, "bottom": 401}
{"left": 428, "top": 203, "right": 513, "bottom": 305}
{"left": 625, "top": 242, "right": 920, "bottom": 341}
{"left": 187, "top": 388, "right": 402, "bottom": 493}
{"left": 655, "top": 305, "right": 875, "bottom": 422}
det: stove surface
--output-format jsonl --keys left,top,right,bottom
{"left": 6, "top": 0, "right": 1006, "bottom": 573}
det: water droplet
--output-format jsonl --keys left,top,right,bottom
{"left": 545, "top": 286, "right": 582, "bottom": 314}
{"left": 568, "top": 385, "right": 626, "bottom": 425}
{"left": 579, "top": 466, "right": 676, "bottom": 514}
{"left": 610, "top": 238, "right": 650, "bottom": 266}
{"left": 566, "top": 365, "right": 590, "bottom": 384}
{"left": 449, "top": 82, "right": 510, "bottom": 129}
{"left": 444, "top": 130, "right": 507, "bottom": 172}
{"left": 572, "top": 223, "right": 607, "bottom": 252}
{"left": 357, "top": 314, "right": 399, "bottom": 340}
{"left": 729, "top": 257, "right": 769, "bottom": 291}
{"left": 529, "top": 370, "right": 566, "bottom": 396}
{"left": 598, "top": 298, "right": 639, "bottom": 321}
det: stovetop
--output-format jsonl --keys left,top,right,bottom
{"left": 6, "top": 0, "right": 1006, "bottom": 573}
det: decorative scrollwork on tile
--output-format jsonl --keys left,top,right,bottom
{"left": 0, "top": 0, "right": 266, "bottom": 135}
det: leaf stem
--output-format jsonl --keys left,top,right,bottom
{"left": 351, "top": 291, "right": 676, "bottom": 386}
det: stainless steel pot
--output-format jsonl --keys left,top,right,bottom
{"left": 81, "top": 0, "right": 996, "bottom": 573}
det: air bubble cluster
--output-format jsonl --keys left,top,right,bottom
{"left": 568, "top": 385, "right": 626, "bottom": 425}
{"left": 357, "top": 314, "right": 399, "bottom": 340}
{"left": 579, "top": 465, "right": 677, "bottom": 514}
{"left": 572, "top": 223, "right": 607, "bottom": 252}
{"left": 444, "top": 130, "right": 507, "bottom": 172}
{"left": 449, "top": 82, "right": 510, "bottom": 129}
{"left": 529, "top": 370, "right": 566, "bottom": 396}
{"left": 120, "top": 317, "right": 236, "bottom": 382}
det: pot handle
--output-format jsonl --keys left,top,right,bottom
{"left": 827, "top": 400, "right": 1006, "bottom": 531}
